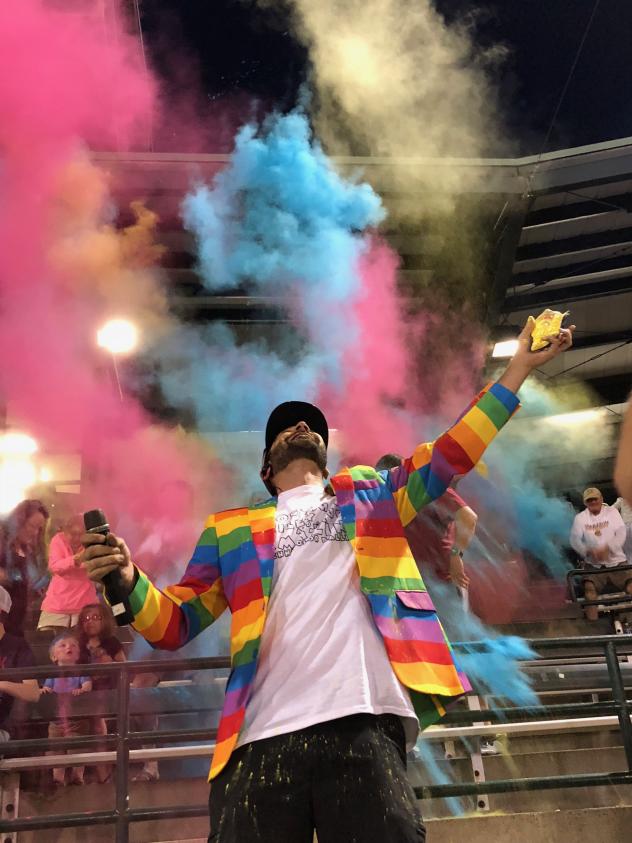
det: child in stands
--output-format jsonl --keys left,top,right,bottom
{"left": 42, "top": 632, "right": 91, "bottom": 785}
{"left": 76, "top": 603, "right": 160, "bottom": 782}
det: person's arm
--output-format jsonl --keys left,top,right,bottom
{"left": 447, "top": 505, "right": 477, "bottom": 589}
{"left": 48, "top": 533, "right": 81, "bottom": 576}
{"left": 82, "top": 517, "right": 228, "bottom": 651}
{"left": 569, "top": 514, "right": 586, "bottom": 558}
{"left": 454, "top": 505, "right": 477, "bottom": 552}
{"left": 0, "top": 678, "right": 41, "bottom": 703}
{"left": 72, "top": 678, "right": 92, "bottom": 696}
{"left": 608, "top": 509, "right": 627, "bottom": 556}
{"left": 615, "top": 397, "right": 632, "bottom": 504}
{"left": 389, "top": 319, "right": 574, "bottom": 526}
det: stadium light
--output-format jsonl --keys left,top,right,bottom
{"left": 0, "top": 431, "right": 38, "bottom": 456}
{"left": 545, "top": 408, "right": 604, "bottom": 426}
{"left": 0, "top": 431, "right": 39, "bottom": 514}
{"left": 96, "top": 318, "right": 138, "bottom": 356}
{"left": 491, "top": 339, "right": 519, "bottom": 359}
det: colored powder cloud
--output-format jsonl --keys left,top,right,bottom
{"left": 263, "top": 0, "right": 511, "bottom": 308}
{"left": 48, "top": 156, "right": 171, "bottom": 339}
{"left": 181, "top": 109, "right": 385, "bottom": 377}
{"left": 410, "top": 578, "right": 537, "bottom": 814}
{"left": 458, "top": 377, "right": 611, "bottom": 582}
{"left": 155, "top": 110, "right": 394, "bottom": 445}
{"left": 0, "top": 1, "right": 229, "bottom": 540}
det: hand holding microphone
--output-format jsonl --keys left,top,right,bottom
{"left": 81, "top": 509, "right": 135, "bottom": 625}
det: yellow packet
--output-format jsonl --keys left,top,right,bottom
{"left": 530, "top": 309, "right": 569, "bottom": 351}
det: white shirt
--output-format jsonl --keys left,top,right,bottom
{"left": 238, "top": 484, "right": 418, "bottom": 748}
{"left": 570, "top": 505, "right": 627, "bottom": 566}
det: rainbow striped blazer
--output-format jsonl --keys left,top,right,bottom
{"left": 128, "top": 381, "right": 519, "bottom": 779}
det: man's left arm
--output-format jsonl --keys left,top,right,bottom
{"left": 389, "top": 318, "right": 574, "bottom": 526}
{"left": 609, "top": 509, "right": 627, "bottom": 556}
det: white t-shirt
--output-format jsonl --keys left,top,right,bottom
{"left": 570, "top": 505, "right": 628, "bottom": 566}
{"left": 238, "top": 484, "right": 418, "bottom": 749}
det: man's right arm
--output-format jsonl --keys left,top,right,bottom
{"left": 82, "top": 517, "right": 228, "bottom": 650}
{"left": 569, "top": 514, "right": 585, "bottom": 559}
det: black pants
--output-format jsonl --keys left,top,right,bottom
{"left": 208, "top": 714, "right": 425, "bottom": 842}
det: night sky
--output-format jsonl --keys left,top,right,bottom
{"left": 141, "top": 0, "right": 632, "bottom": 155}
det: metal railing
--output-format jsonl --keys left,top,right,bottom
{"left": 1, "top": 636, "right": 632, "bottom": 839}
{"left": 418, "top": 635, "right": 632, "bottom": 803}
{"left": 567, "top": 563, "right": 632, "bottom": 611}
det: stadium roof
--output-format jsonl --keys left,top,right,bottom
{"left": 97, "top": 134, "right": 632, "bottom": 404}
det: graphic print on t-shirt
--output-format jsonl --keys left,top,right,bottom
{"left": 275, "top": 496, "right": 348, "bottom": 559}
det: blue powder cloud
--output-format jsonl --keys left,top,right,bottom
{"left": 182, "top": 110, "right": 384, "bottom": 300}
{"left": 153, "top": 110, "right": 386, "bottom": 434}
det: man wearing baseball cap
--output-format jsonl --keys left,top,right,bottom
{"left": 0, "top": 586, "right": 40, "bottom": 741}
{"left": 570, "top": 487, "right": 630, "bottom": 621}
{"left": 83, "top": 318, "right": 574, "bottom": 842}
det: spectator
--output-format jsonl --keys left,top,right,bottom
{"left": 76, "top": 602, "right": 125, "bottom": 684}
{"left": 376, "top": 454, "right": 477, "bottom": 603}
{"left": 0, "top": 585, "right": 40, "bottom": 741}
{"left": 613, "top": 495, "right": 632, "bottom": 559}
{"left": 76, "top": 603, "right": 124, "bottom": 783}
{"left": 41, "top": 632, "right": 91, "bottom": 785}
{"left": 75, "top": 603, "right": 159, "bottom": 782}
{"left": 38, "top": 515, "right": 98, "bottom": 632}
{"left": 570, "top": 487, "right": 630, "bottom": 621}
{"left": 0, "top": 500, "right": 49, "bottom": 635}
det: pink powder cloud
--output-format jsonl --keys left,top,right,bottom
{"left": 0, "top": 1, "right": 227, "bottom": 546}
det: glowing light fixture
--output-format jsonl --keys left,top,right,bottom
{"left": 545, "top": 408, "right": 604, "bottom": 426}
{"left": 0, "top": 431, "right": 38, "bottom": 456}
{"left": 0, "top": 431, "right": 39, "bottom": 514}
{"left": 39, "top": 466, "right": 53, "bottom": 483}
{"left": 97, "top": 318, "right": 138, "bottom": 356}
{"left": 492, "top": 339, "right": 519, "bottom": 359}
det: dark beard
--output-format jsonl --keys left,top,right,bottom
{"left": 268, "top": 437, "right": 327, "bottom": 476}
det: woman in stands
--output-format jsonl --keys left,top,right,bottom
{"left": 0, "top": 500, "right": 49, "bottom": 636}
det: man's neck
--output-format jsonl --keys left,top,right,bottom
{"left": 0, "top": 622, "right": 5, "bottom": 641}
{"left": 273, "top": 459, "right": 325, "bottom": 495}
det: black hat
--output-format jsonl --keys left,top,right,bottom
{"left": 264, "top": 401, "right": 329, "bottom": 453}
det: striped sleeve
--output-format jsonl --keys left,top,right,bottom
{"left": 128, "top": 515, "right": 228, "bottom": 650}
{"left": 390, "top": 382, "right": 519, "bottom": 526}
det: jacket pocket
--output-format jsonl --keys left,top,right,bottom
{"left": 394, "top": 589, "right": 435, "bottom": 613}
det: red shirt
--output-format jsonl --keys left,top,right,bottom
{"left": 405, "top": 488, "right": 468, "bottom": 581}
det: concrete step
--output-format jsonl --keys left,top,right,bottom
{"left": 431, "top": 727, "right": 623, "bottom": 756}
{"left": 495, "top": 615, "right": 613, "bottom": 639}
{"left": 412, "top": 739, "right": 630, "bottom": 817}
{"left": 15, "top": 750, "right": 632, "bottom": 840}
{"left": 16, "top": 778, "right": 210, "bottom": 842}
{"left": 15, "top": 802, "right": 632, "bottom": 843}
{"left": 426, "top": 805, "right": 632, "bottom": 843}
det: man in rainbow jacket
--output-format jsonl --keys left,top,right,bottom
{"left": 83, "top": 319, "right": 574, "bottom": 843}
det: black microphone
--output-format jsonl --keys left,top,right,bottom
{"left": 83, "top": 509, "right": 134, "bottom": 626}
